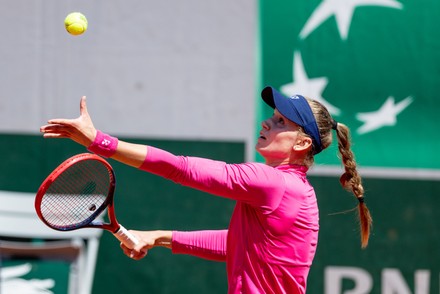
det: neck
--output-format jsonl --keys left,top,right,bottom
{"left": 265, "top": 158, "right": 305, "bottom": 167}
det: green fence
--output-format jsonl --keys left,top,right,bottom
{"left": 2, "top": 134, "right": 440, "bottom": 293}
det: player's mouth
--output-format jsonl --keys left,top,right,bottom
{"left": 259, "top": 132, "right": 266, "bottom": 140}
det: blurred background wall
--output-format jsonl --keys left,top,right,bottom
{"left": 1, "top": 0, "right": 440, "bottom": 293}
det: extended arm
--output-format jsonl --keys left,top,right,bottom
{"left": 40, "top": 96, "right": 285, "bottom": 206}
{"left": 120, "top": 229, "right": 227, "bottom": 262}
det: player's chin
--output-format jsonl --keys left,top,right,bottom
{"left": 255, "top": 142, "right": 266, "bottom": 154}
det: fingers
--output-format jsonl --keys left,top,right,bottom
{"left": 42, "top": 133, "right": 69, "bottom": 139}
{"left": 46, "top": 118, "right": 73, "bottom": 125}
{"left": 120, "top": 243, "right": 148, "bottom": 260}
{"left": 40, "top": 123, "right": 70, "bottom": 131}
{"left": 131, "top": 250, "right": 148, "bottom": 260}
{"left": 80, "top": 96, "right": 88, "bottom": 116}
{"left": 119, "top": 230, "right": 156, "bottom": 260}
{"left": 40, "top": 123, "right": 72, "bottom": 137}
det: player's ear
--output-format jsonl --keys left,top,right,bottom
{"left": 293, "top": 136, "right": 312, "bottom": 152}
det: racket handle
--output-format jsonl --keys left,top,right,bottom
{"left": 114, "top": 225, "right": 139, "bottom": 249}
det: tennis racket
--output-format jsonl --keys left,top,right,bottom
{"left": 35, "top": 153, "right": 139, "bottom": 249}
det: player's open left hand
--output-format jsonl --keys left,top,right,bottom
{"left": 40, "top": 96, "right": 97, "bottom": 147}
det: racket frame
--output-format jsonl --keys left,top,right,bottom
{"left": 35, "top": 153, "right": 139, "bottom": 248}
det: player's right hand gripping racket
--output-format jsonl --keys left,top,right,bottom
{"left": 35, "top": 153, "right": 139, "bottom": 249}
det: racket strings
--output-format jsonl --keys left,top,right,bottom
{"left": 40, "top": 160, "right": 113, "bottom": 230}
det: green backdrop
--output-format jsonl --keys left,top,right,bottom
{"left": 258, "top": 0, "right": 440, "bottom": 170}
{"left": 0, "top": 134, "right": 242, "bottom": 293}
{"left": 256, "top": 0, "right": 440, "bottom": 292}
{"left": 2, "top": 134, "right": 440, "bottom": 293}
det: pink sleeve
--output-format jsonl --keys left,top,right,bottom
{"left": 139, "top": 146, "right": 285, "bottom": 210}
{"left": 172, "top": 230, "right": 227, "bottom": 262}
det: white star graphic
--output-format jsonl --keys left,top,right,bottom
{"left": 356, "top": 96, "right": 413, "bottom": 134}
{"left": 300, "top": 0, "right": 403, "bottom": 40}
{"left": 280, "top": 51, "right": 341, "bottom": 116}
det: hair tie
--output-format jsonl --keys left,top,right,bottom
{"left": 331, "top": 119, "right": 338, "bottom": 130}
{"left": 358, "top": 197, "right": 365, "bottom": 203}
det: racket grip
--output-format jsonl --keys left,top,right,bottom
{"left": 114, "top": 225, "right": 139, "bottom": 249}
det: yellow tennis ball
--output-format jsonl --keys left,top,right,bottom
{"left": 64, "top": 12, "right": 88, "bottom": 36}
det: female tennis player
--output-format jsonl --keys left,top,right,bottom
{"left": 40, "top": 86, "right": 372, "bottom": 294}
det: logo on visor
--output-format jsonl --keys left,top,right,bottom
{"left": 289, "top": 95, "right": 301, "bottom": 100}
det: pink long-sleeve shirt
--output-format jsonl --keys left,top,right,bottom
{"left": 140, "top": 147, "right": 319, "bottom": 294}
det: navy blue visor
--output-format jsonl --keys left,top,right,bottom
{"left": 261, "top": 86, "right": 323, "bottom": 154}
